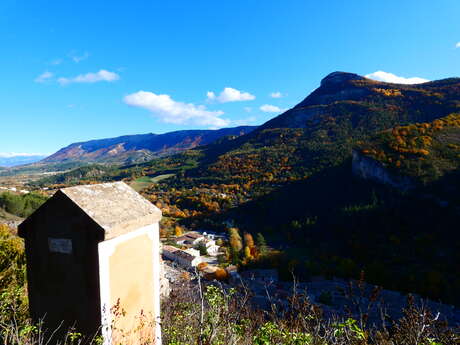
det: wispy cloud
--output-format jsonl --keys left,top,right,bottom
{"left": 58, "top": 69, "right": 120, "bottom": 85}
{"left": 244, "top": 107, "right": 252, "bottom": 112}
{"left": 50, "top": 58, "right": 63, "bottom": 65}
{"left": 34, "top": 71, "right": 54, "bottom": 83}
{"left": 365, "top": 71, "right": 429, "bottom": 84}
{"left": 69, "top": 51, "right": 89, "bottom": 63}
{"left": 124, "top": 91, "right": 229, "bottom": 128}
{"left": 260, "top": 104, "right": 285, "bottom": 113}
{"left": 207, "top": 87, "right": 255, "bottom": 103}
{"left": 456, "top": 42, "right": 460, "bottom": 48}
{"left": 270, "top": 91, "right": 283, "bottom": 98}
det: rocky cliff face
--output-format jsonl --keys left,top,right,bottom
{"left": 352, "top": 150, "right": 414, "bottom": 191}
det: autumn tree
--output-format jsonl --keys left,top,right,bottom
{"left": 243, "top": 232, "right": 255, "bottom": 249}
{"left": 244, "top": 246, "right": 252, "bottom": 260}
{"left": 229, "top": 228, "right": 242, "bottom": 252}
{"left": 256, "top": 233, "right": 267, "bottom": 255}
{"left": 174, "top": 225, "right": 183, "bottom": 237}
{"left": 214, "top": 268, "right": 228, "bottom": 281}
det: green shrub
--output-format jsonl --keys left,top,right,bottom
{"left": 0, "top": 192, "right": 48, "bottom": 217}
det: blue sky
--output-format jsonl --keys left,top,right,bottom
{"left": 1, "top": 0, "right": 460, "bottom": 156}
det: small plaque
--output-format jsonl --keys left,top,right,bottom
{"left": 48, "top": 238, "right": 73, "bottom": 254}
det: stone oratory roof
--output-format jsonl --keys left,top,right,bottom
{"left": 20, "top": 182, "right": 161, "bottom": 240}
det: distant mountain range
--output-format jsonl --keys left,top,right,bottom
{"left": 0, "top": 155, "right": 46, "bottom": 167}
{"left": 41, "top": 126, "right": 257, "bottom": 165}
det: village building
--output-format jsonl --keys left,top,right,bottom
{"left": 203, "top": 240, "right": 220, "bottom": 256}
{"left": 184, "top": 247, "right": 200, "bottom": 257}
{"left": 162, "top": 245, "right": 202, "bottom": 268}
{"left": 175, "top": 231, "right": 205, "bottom": 246}
{"left": 174, "top": 231, "right": 220, "bottom": 255}
{"left": 162, "top": 245, "right": 180, "bottom": 260}
{"left": 18, "top": 182, "right": 162, "bottom": 345}
{"left": 198, "top": 230, "right": 228, "bottom": 241}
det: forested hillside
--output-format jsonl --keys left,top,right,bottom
{"left": 357, "top": 113, "right": 460, "bottom": 200}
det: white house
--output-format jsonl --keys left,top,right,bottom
{"left": 184, "top": 248, "right": 200, "bottom": 257}
{"left": 204, "top": 240, "right": 220, "bottom": 256}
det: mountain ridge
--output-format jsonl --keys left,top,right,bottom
{"left": 42, "top": 126, "right": 257, "bottom": 165}
{"left": 258, "top": 71, "right": 460, "bottom": 131}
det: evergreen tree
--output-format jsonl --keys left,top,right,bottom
{"left": 256, "top": 232, "right": 267, "bottom": 254}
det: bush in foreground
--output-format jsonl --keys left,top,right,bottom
{"left": 1, "top": 264, "right": 459, "bottom": 344}
{"left": 162, "top": 280, "right": 459, "bottom": 345}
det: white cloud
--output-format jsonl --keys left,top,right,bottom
{"left": 456, "top": 42, "right": 460, "bottom": 48}
{"left": 58, "top": 69, "right": 120, "bottom": 85}
{"left": 0, "top": 152, "right": 47, "bottom": 158}
{"left": 365, "top": 71, "right": 429, "bottom": 84}
{"left": 70, "top": 51, "right": 89, "bottom": 63}
{"left": 124, "top": 91, "right": 229, "bottom": 128}
{"left": 34, "top": 71, "right": 54, "bottom": 83}
{"left": 207, "top": 87, "right": 255, "bottom": 103}
{"left": 260, "top": 104, "right": 285, "bottom": 113}
{"left": 270, "top": 91, "right": 283, "bottom": 98}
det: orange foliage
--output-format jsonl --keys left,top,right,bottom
{"left": 214, "top": 268, "right": 228, "bottom": 281}
{"left": 197, "top": 262, "right": 208, "bottom": 271}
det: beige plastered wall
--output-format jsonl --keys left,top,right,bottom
{"left": 98, "top": 223, "right": 161, "bottom": 345}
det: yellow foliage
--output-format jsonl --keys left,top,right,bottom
{"left": 174, "top": 225, "right": 183, "bottom": 237}
{"left": 419, "top": 149, "right": 430, "bottom": 156}
{"left": 244, "top": 246, "right": 252, "bottom": 260}
{"left": 373, "top": 88, "right": 402, "bottom": 97}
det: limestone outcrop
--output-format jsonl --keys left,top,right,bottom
{"left": 352, "top": 150, "right": 414, "bottom": 191}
